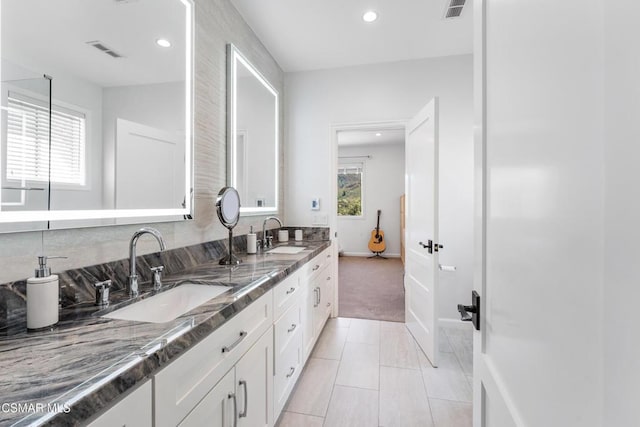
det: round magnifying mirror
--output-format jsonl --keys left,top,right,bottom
{"left": 216, "top": 187, "right": 241, "bottom": 229}
{"left": 216, "top": 187, "right": 242, "bottom": 265}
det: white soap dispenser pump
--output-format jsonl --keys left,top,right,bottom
{"left": 26, "top": 255, "right": 65, "bottom": 330}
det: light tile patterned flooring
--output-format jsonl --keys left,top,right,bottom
{"left": 276, "top": 318, "right": 473, "bottom": 427}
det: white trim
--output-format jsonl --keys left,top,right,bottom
{"left": 340, "top": 251, "right": 401, "bottom": 258}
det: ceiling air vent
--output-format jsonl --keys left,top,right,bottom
{"left": 444, "top": 0, "right": 466, "bottom": 19}
{"left": 86, "top": 41, "right": 124, "bottom": 59}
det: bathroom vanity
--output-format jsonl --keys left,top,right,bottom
{"left": 0, "top": 238, "right": 336, "bottom": 427}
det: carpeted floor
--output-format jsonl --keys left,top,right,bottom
{"left": 338, "top": 256, "right": 405, "bottom": 322}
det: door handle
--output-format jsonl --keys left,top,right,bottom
{"left": 419, "top": 240, "right": 443, "bottom": 254}
{"left": 457, "top": 290, "right": 480, "bottom": 331}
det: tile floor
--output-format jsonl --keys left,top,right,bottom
{"left": 276, "top": 317, "right": 473, "bottom": 427}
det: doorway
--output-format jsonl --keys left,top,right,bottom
{"left": 331, "top": 123, "right": 406, "bottom": 322}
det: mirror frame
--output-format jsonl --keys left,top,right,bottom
{"left": 0, "top": 0, "right": 195, "bottom": 229}
{"left": 226, "top": 44, "right": 279, "bottom": 216}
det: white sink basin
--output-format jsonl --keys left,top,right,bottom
{"left": 103, "top": 284, "right": 229, "bottom": 324}
{"left": 267, "top": 246, "right": 306, "bottom": 254}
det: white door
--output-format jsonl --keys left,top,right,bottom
{"left": 115, "top": 118, "right": 184, "bottom": 210}
{"left": 473, "top": 0, "right": 604, "bottom": 426}
{"left": 405, "top": 98, "right": 439, "bottom": 367}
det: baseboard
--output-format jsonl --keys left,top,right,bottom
{"left": 341, "top": 251, "right": 401, "bottom": 258}
{"left": 439, "top": 317, "right": 473, "bottom": 330}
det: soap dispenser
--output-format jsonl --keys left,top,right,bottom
{"left": 247, "top": 226, "right": 257, "bottom": 254}
{"left": 27, "top": 256, "right": 64, "bottom": 330}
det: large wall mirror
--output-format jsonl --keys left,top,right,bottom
{"left": 0, "top": 0, "right": 193, "bottom": 232}
{"left": 227, "top": 44, "right": 278, "bottom": 215}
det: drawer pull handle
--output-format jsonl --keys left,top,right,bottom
{"left": 286, "top": 287, "right": 296, "bottom": 295}
{"left": 327, "top": 302, "right": 331, "bottom": 307}
{"left": 228, "top": 392, "right": 238, "bottom": 427}
{"left": 286, "top": 367, "right": 296, "bottom": 378}
{"left": 287, "top": 323, "right": 297, "bottom": 333}
{"left": 312, "top": 264, "right": 320, "bottom": 271}
{"left": 239, "top": 380, "right": 248, "bottom": 418}
{"left": 327, "top": 254, "right": 331, "bottom": 258}
{"left": 222, "top": 331, "right": 247, "bottom": 353}
{"left": 326, "top": 276, "right": 331, "bottom": 281}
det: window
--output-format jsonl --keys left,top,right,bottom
{"left": 6, "top": 93, "right": 86, "bottom": 186}
{"left": 337, "top": 162, "right": 363, "bottom": 216}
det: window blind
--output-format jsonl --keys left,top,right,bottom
{"left": 6, "top": 94, "right": 86, "bottom": 186}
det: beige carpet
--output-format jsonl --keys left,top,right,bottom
{"left": 338, "top": 256, "right": 405, "bottom": 322}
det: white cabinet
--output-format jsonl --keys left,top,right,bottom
{"left": 87, "top": 381, "right": 152, "bottom": 427}
{"left": 300, "top": 247, "right": 334, "bottom": 362}
{"left": 236, "top": 327, "right": 273, "bottom": 427}
{"left": 154, "top": 291, "right": 273, "bottom": 427}
{"left": 178, "top": 369, "right": 235, "bottom": 427}
{"left": 178, "top": 327, "right": 273, "bottom": 427}
{"left": 273, "top": 302, "right": 303, "bottom": 419}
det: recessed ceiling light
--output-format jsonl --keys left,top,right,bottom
{"left": 375, "top": 132, "right": 382, "bottom": 137}
{"left": 362, "top": 10, "right": 378, "bottom": 23}
{"left": 156, "top": 38, "right": 172, "bottom": 48}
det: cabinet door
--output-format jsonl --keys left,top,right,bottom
{"left": 88, "top": 381, "right": 152, "bottom": 427}
{"left": 321, "top": 267, "right": 334, "bottom": 319}
{"left": 178, "top": 369, "right": 235, "bottom": 427}
{"left": 235, "top": 327, "right": 274, "bottom": 427}
{"left": 302, "top": 280, "right": 316, "bottom": 361}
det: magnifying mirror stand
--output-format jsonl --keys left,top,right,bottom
{"left": 219, "top": 229, "right": 242, "bottom": 265}
{"left": 216, "top": 187, "right": 242, "bottom": 265}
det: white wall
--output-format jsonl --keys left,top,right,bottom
{"left": 285, "top": 55, "right": 474, "bottom": 320}
{"left": 337, "top": 143, "right": 404, "bottom": 256}
{"left": 236, "top": 75, "right": 276, "bottom": 207}
{"left": 603, "top": 1, "right": 640, "bottom": 424}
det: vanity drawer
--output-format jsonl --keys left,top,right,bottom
{"left": 154, "top": 291, "right": 273, "bottom": 427}
{"left": 301, "top": 248, "right": 332, "bottom": 282}
{"left": 274, "top": 301, "right": 302, "bottom": 357}
{"left": 273, "top": 271, "right": 300, "bottom": 320}
{"left": 274, "top": 324, "right": 302, "bottom": 419}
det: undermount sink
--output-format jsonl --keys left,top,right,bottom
{"left": 267, "top": 246, "right": 306, "bottom": 254}
{"left": 102, "top": 284, "right": 230, "bottom": 324}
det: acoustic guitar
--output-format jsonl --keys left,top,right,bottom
{"left": 368, "top": 210, "right": 386, "bottom": 254}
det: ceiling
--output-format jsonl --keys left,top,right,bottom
{"left": 1, "top": 0, "right": 187, "bottom": 87}
{"left": 338, "top": 129, "right": 405, "bottom": 147}
{"left": 230, "top": 0, "right": 473, "bottom": 72}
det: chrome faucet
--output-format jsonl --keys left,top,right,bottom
{"left": 128, "top": 227, "right": 166, "bottom": 297}
{"left": 261, "top": 216, "right": 283, "bottom": 249}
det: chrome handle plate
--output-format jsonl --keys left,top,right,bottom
{"left": 287, "top": 323, "right": 297, "bottom": 333}
{"left": 313, "top": 288, "right": 319, "bottom": 307}
{"left": 228, "top": 392, "right": 238, "bottom": 427}
{"left": 286, "top": 367, "right": 296, "bottom": 378}
{"left": 222, "top": 331, "right": 248, "bottom": 353}
{"left": 238, "top": 380, "right": 248, "bottom": 418}
{"left": 286, "top": 287, "right": 296, "bottom": 295}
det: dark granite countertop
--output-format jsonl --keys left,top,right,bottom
{"left": 0, "top": 240, "right": 330, "bottom": 427}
